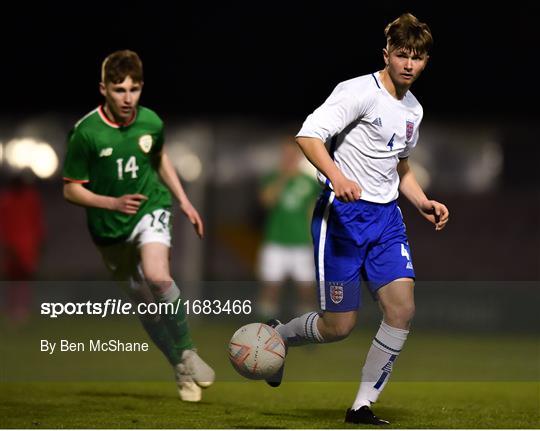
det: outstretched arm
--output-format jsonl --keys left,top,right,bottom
{"left": 157, "top": 151, "right": 204, "bottom": 238}
{"left": 398, "top": 158, "right": 449, "bottom": 231}
{"left": 63, "top": 182, "right": 147, "bottom": 215}
{"left": 296, "top": 136, "right": 362, "bottom": 202}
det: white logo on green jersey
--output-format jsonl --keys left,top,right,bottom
{"left": 99, "top": 147, "right": 113, "bottom": 157}
{"left": 138, "top": 135, "right": 153, "bottom": 153}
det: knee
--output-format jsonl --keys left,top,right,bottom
{"left": 143, "top": 268, "right": 172, "bottom": 291}
{"left": 384, "top": 303, "right": 415, "bottom": 327}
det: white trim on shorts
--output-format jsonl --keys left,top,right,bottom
{"left": 317, "top": 192, "right": 335, "bottom": 310}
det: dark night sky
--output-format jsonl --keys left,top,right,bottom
{"left": 2, "top": 2, "right": 538, "bottom": 120}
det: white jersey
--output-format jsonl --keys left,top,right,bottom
{"left": 297, "top": 71, "right": 423, "bottom": 203}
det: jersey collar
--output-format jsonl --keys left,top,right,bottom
{"left": 375, "top": 71, "right": 410, "bottom": 103}
{"left": 98, "top": 105, "right": 137, "bottom": 128}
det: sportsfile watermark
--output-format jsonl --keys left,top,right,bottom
{"left": 2, "top": 281, "right": 538, "bottom": 383}
{"left": 40, "top": 299, "right": 252, "bottom": 318}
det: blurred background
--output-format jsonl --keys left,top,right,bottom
{"left": 0, "top": 2, "right": 538, "bottom": 332}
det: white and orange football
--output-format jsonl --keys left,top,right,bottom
{"left": 228, "top": 322, "right": 286, "bottom": 380}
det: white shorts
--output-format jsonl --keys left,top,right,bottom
{"left": 258, "top": 243, "right": 315, "bottom": 283}
{"left": 98, "top": 209, "right": 172, "bottom": 281}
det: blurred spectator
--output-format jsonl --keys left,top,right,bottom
{"left": 0, "top": 170, "right": 45, "bottom": 324}
{"left": 256, "top": 138, "right": 320, "bottom": 320}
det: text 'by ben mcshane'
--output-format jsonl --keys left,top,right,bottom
{"left": 40, "top": 339, "right": 149, "bottom": 354}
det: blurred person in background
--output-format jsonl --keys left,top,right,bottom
{"left": 62, "top": 49, "right": 214, "bottom": 402}
{"left": 0, "top": 170, "right": 45, "bottom": 325}
{"left": 256, "top": 139, "right": 319, "bottom": 320}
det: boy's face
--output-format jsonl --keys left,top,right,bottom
{"left": 99, "top": 75, "right": 143, "bottom": 122}
{"left": 280, "top": 142, "right": 301, "bottom": 174}
{"left": 384, "top": 46, "right": 429, "bottom": 88}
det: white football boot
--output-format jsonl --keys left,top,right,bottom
{"left": 182, "top": 349, "right": 215, "bottom": 387}
{"left": 175, "top": 374, "right": 201, "bottom": 402}
{"left": 175, "top": 349, "right": 215, "bottom": 402}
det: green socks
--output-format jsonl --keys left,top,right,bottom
{"left": 141, "top": 318, "right": 182, "bottom": 366}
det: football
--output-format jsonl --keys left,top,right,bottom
{"left": 228, "top": 322, "right": 286, "bottom": 380}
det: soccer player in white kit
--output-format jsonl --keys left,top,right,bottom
{"left": 266, "top": 13, "right": 449, "bottom": 424}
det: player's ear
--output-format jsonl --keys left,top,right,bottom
{"left": 382, "top": 47, "right": 389, "bottom": 66}
{"left": 99, "top": 82, "right": 107, "bottom": 97}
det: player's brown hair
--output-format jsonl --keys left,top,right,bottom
{"left": 101, "top": 50, "right": 143, "bottom": 84}
{"left": 384, "top": 13, "right": 433, "bottom": 54}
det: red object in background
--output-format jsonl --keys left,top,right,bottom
{"left": 0, "top": 179, "right": 45, "bottom": 322}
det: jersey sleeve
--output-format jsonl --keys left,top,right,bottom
{"left": 153, "top": 121, "right": 165, "bottom": 154}
{"left": 296, "top": 81, "right": 371, "bottom": 142}
{"left": 62, "top": 128, "right": 91, "bottom": 183}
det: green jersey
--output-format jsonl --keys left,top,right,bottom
{"left": 262, "top": 171, "right": 320, "bottom": 245}
{"left": 63, "top": 105, "right": 172, "bottom": 244}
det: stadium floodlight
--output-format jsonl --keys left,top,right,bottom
{"left": 177, "top": 152, "right": 202, "bottom": 182}
{"left": 409, "top": 160, "right": 431, "bottom": 190}
{"left": 4, "top": 137, "right": 59, "bottom": 179}
{"left": 168, "top": 142, "right": 203, "bottom": 182}
{"left": 5, "top": 138, "right": 35, "bottom": 169}
{"left": 31, "top": 142, "right": 59, "bottom": 179}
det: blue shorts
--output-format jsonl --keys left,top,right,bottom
{"left": 311, "top": 188, "right": 415, "bottom": 312}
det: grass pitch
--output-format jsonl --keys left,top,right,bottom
{"left": 1, "top": 317, "right": 538, "bottom": 428}
{"left": 1, "top": 381, "right": 538, "bottom": 428}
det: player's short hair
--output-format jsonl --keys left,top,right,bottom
{"left": 384, "top": 13, "right": 433, "bottom": 54}
{"left": 101, "top": 50, "right": 143, "bottom": 84}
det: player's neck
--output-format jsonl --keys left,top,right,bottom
{"left": 102, "top": 103, "right": 136, "bottom": 127}
{"left": 379, "top": 69, "right": 409, "bottom": 100}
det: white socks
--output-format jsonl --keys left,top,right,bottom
{"left": 275, "top": 314, "right": 408, "bottom": 409}
{"left": 275, "top": 311, "right": 324, "bottom": 346}
{"left": 352, "top": 321, "right": 409, "bottom": 410}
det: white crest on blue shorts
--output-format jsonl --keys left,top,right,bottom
{"left": 329, "top": 283, "right": 344, "bottom": 304}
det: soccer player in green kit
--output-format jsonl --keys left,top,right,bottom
{"left": 63, "top": 50, "right": 214, "bottom": 402}
{"left": 257, "top": 139, "right": 319, "bottom": 319}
